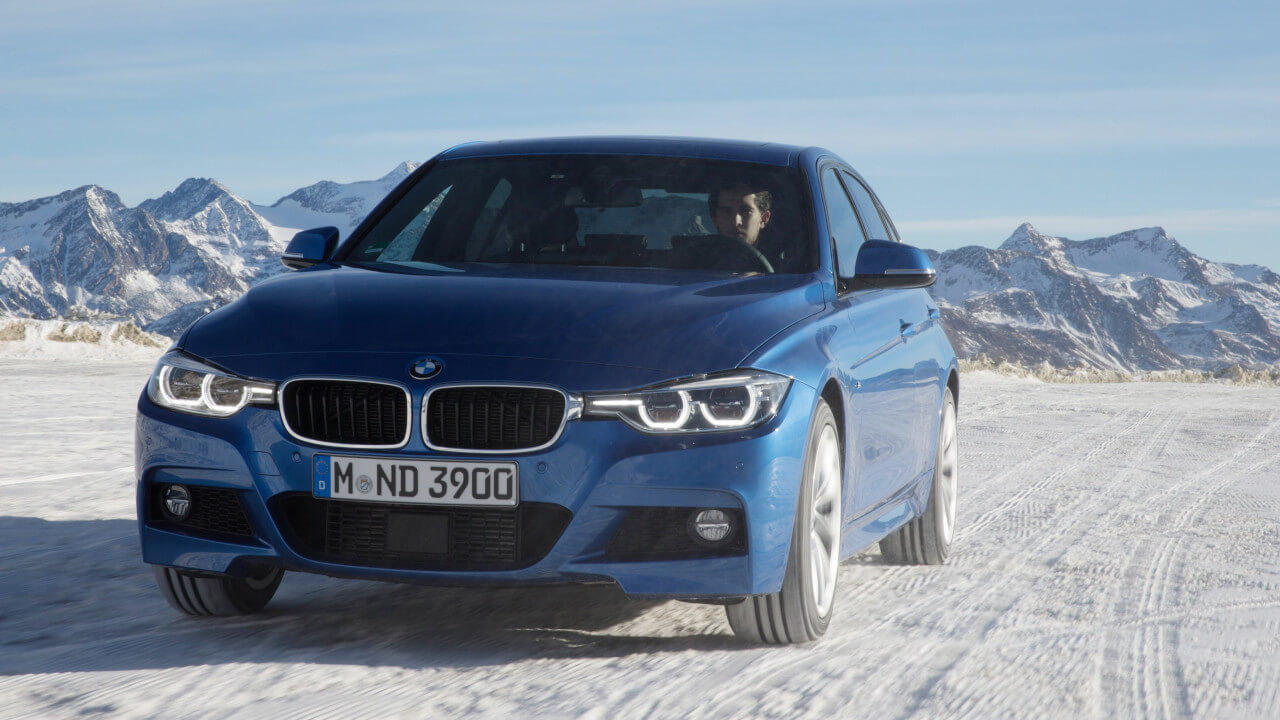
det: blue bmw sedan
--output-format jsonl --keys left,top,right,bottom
{"left": 137, "top": 137, "right": 959, "bottom": 644}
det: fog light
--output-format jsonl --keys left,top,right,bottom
{"left": 689, "top": 508, "right": 733, "bottom": 544}
{"left": 163, "top": 484, "right": 191, "bottom": 520}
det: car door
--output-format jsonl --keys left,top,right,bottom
{"left": 840, "top": 170, "right": 940, "bottom": 482}
{"left": 817, "top": 166, "right": 920, "bottom": 521}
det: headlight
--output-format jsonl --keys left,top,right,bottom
{"left": 584, "top": 370, "right": 791, "bottom": 433}
{"left": 146, "top": 351, "right": 276, "bottom": 417}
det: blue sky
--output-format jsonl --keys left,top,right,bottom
{"left": 2, "top": 0, "right": 1277, "bottom": 267}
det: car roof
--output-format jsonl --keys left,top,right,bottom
{"left": 437, "top": 136, "right": 811, "bottom": 167}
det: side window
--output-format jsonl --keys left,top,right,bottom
{"left": 821, "top": 168, "right": 866, "bottom": 278}
{"left": 839, "top": 170, "right": 891, "bottom": 242}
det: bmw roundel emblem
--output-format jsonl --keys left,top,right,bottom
{"left": 410, "top": 356, "right": 443, "bottom": 379}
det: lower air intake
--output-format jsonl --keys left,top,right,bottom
{"left": 272, "top": 494, "right": 572, "bottom": 571}
{"left": 148, "top": 484, "right": 254, "bottom": 540}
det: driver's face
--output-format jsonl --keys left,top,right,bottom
{"left": 713, "top": 190, "right": 771, "bottom": 246}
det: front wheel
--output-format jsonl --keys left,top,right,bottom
{"left": 880, "top": 386, "right": 958, "bottom": 565}
{"left": 152, "top": 564, "right": 283, "bottom": 616}
{"left": 726, "top": 399, "right": 842, "bottom": 644}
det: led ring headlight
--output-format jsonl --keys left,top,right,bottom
{"left": 147, "top": 351, "right": 276, "bottom": 418}
{"left": 583, "top": 369, "right": 790, "bottom": 434}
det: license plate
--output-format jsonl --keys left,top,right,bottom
{"left": 313, "top": 454, "right": 519, "bottom": 507}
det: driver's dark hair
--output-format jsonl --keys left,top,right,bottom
{"left": 709, "top": 184, "right": 772, "bottom": 215}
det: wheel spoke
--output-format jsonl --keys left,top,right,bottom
{"left": 814, "top": 463, "right": 830, "bottom": 499}
{"left": 941, "top": 494, "right": 953, "bottom": 539}
{"left": 803, "top": 418, "right": 842, "bottom": 618}
{"left": 937, "top": 401, "right": 958, "bottom": 543}
{"left": 810, "top": 536, "right": 826, "bottom": 599}
{"left": 811, "top": 534, "right": 831, "bottom": 595}
{"left": 813, "top": 509, "right": 834, "bottom": 545}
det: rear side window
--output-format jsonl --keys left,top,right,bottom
{"left": 821, "top": 168, "right": 866, "bottom": 278}
{"left": 839, "top": 170, "right": 891, "bottom": 242}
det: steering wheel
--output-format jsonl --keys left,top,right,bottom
{"left": 677, "top": 235, "right": 774, "bottom": 273}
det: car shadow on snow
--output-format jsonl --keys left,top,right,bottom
{"left": 0, "top": 516, "right": 748, "bottom": 677}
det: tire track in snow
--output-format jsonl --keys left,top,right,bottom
{"left": 824, "top": 385, "right": 1175, "bottom": 719}
{"left": 831, "top": 403, "right": 1154, "bottom": 612}
{"left": 788, "top": 392, "right": 1177, "bottom": 717}
{"left": 0, "top": 465, "right": 132, "bottom": 488}
{"left": 894, "top": 402, "right": 1187, "bottom": 720}
{"left": 959, "top": 406, "right": 1151, "bottom": 538}
{"left": 1105, "top": 409, "right": 1280, "bottom": 720}
{"left": 682, "top": 390, "right": 1175, "bottom": 720}
{"left": 669, "top": 389, "right": 1155, "bottom": 666}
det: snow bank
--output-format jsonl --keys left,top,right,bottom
{"left": 959, "top": 353, "right": 1280, "bottom": 385}
{"left": 0, "top": 318, "right": 168, "bottom": 361}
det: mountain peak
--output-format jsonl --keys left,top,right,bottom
{"left": 64, "top": 184, "right": 127, "bottom": 212}
{"left": 171, "top": 177, "right": 231, "bottom": 196}
{"left": 378, "top": 161, "right": 421, "bottom": 183}
{"left": 1114, "top": 226, "right": 1174, "bottom": 247}
{"left": 999, "top": 222, "right": 1064, "bottom": 254}
{"left": 139, "top": 177, "right": 238, "bottom": 221}
{"left": 1082, "top": 226, "right": 1186, "bottom": 259}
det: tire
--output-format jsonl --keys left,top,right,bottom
{"left": 880, "top": 387, "right": 958, "bottom": 565}
{"left": 152, "top": 564, "right": 283, "bottom": 616}
{"left": 726, "top": 399, "right": 841, "bottom": 644}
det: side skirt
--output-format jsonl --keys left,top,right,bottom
{"left": 838, "top": 467, "right": 933, "bottom": 560}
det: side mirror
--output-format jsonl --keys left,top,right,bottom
{"left": 845, "top": 239, "right": 936, "bottom": 290}
{"left": 282, "top": 227, "right": 340, "bottom": 270}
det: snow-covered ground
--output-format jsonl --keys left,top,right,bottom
{"left": 2, "top": 358, "right": 1279, "bottom": 719}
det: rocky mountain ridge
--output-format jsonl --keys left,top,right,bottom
{"left": 929, "top": 223, "right": 1280, "bottom": 371}
{"left": 0, "top": 163, "right": 419, "bottom": 336}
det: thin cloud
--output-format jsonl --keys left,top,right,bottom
{"left": 326, "top": 87, "right": 1280, "bottom": 156}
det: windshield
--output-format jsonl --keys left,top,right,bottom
{"left": 344, "top": 155, "right": 816, "bottom": 274}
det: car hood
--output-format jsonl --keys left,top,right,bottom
{"left": 184, "top": 263, "right": 825, "bottom": 380}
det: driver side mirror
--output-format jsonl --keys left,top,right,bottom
{"left": 282, "top": 227, "right": 340, "bottom": 270}
{"left": 845, "top": 239, "right": 936, "bottom": 291}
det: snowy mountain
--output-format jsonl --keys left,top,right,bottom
{"left": 260, "top": 161, "right": 420, "bottom": 237}
{"left": 929, "top": 223, "right": 1280, "bottom": 371}
{"left": 0, "top": 163, "right": 419, "bottom": 336}
{"left": 3, "top": 166, "right": 1278, "bottom": 371}
{"left": 0, "top": 184, "right": 225, "bottom": 328}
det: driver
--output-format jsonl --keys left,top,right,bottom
{"left": 710, "top": 184, "right": 772, "bottom": 248}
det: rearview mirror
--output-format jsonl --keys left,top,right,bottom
{"left": 564, "top": 179, "right": 644, "bottom": 208}
{"left": 282, "top": 227, "right": 340, "bottom": 270}
{"left": 846, "top": 239, "right": 936, "bottom": 291}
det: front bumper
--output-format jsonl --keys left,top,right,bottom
{"left": 135, "top": 380, "right": 816, "bottom": 598}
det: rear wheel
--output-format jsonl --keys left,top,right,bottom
{"left": 726, "top": 399, "right": 841, "bottom": 644}
{"left": 152, "top": 564, "right": 283, "bottom": 616}
{"left": 880, "top": 387, "right": 958, "bottom": 565}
